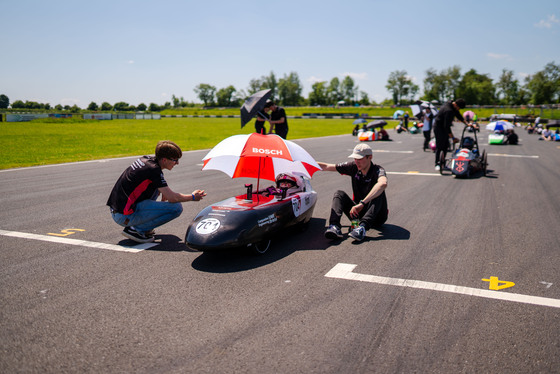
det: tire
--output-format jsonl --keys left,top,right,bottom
{"left": 251, "top": 239, "right": 271, "bottom": 255}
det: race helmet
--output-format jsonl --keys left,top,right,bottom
{"left": 275, "top": 173, "right": 303, "bottom": 194}
{"left": 461, "top": 136, "right": 475, "bottom": 150}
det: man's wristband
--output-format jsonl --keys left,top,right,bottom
{"left": 360, "top": 200, "right": 366, "bottom": 205}
{"left": 192, "top": 193, "right": 196, "bottom": 201}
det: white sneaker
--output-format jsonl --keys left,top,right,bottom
{"left": 435, "top": 165, "right": 440, "bottom": 171}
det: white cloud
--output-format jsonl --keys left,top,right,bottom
{"left": 534, "top": 14, "right": 559, "bottom": 29}
{"left": 340, "top": 72, "right": 368, "bottom": 80}
{"left": 307, "top": 76, "right": 325, "bottom": 84}
{"left": 487, "top": 52, "right": 512, "bottom": 60}
{"left": 127, "top": 60, "right": 135, "bottom": 64}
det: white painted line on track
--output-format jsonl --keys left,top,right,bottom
{"left": 387, "top": 171, "right": 441, "bottom": 177}
{"left": 0, "top": 229, "right": 156, "bottom": 253}
{"left": 325, "top": 263, "right": 560, "bottom": 309}
{"left": 488, "top": 153, "right": 539, "bottom": 159}
{"left": 372, "top": 150, "right": 414, "bottom": 154}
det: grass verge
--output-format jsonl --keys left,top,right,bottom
{"left": 0, "top": 117, "right": 400, "bottom": 169}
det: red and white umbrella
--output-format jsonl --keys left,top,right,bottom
{"left": 202, "top": 133, "right": 321, "bottom": 182}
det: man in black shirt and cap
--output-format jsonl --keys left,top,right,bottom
{"left": 318, "top": 143, "right": 388, "bottom": 242}
{"left": 433, "top": 98, "right": 469, "bottom": 170}
{"left": 264, "top": 100, "right": 289, "bottom": 139}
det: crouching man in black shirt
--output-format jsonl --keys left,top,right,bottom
{"left": 107, "top": 140, "right": 206, "bottom": 243}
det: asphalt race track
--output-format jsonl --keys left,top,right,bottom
{"left": 1, "top": 128, "right": 559, "bottom": 373}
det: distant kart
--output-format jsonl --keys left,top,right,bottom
{"left": 440, "top": 125, "right": 488, "bottom": 178}
{"left": 185, "top": 178, "right": 317, "bottom": 254}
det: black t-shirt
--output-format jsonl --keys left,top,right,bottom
{"left": 434, "top": 101, "right": 465, "bottom": 136}
{"left": 271, "top": 107, "right": 288, "bottom": 132}
{"left": 107, "top": 156, "right": 168, "bottom": 214}
{"left": 335, "top": 161, "right": 387, "bottom": 206}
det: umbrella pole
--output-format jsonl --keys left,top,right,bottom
{"left": 256, "top": 157, "right": 262, "bottom": 200}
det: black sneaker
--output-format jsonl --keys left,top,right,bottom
{"left": 324, "top": 225, "right": 343, "bottom": 240}
{"left": 349, "top": 225, "right": 366, "bottom": 241}
{"left": 122, "top": 227, "right": 154, "bottom": 243}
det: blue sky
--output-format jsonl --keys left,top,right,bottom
{"left": 2, "top": 0, "right": 559, "bottom": 107}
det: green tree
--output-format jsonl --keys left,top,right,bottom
{"left": 172, "top": 95, "right": 180, "bottom": 108}
{"left": 101, "top": 102, "right": 112, "bottom": 111}
{"left": 359, "top": 91, "right": 371, "bottom": 105}
{"left": 87, "top": 102, "right": 99, "bottom": 111}
{"left": 11, "top": 100, "right": 25, "bottom": 109}
{"left": 113, "top": 102, "right": 129, "bottom": 111}
{"left": 456, "top": 69, "right": 495, "bottom": 105}
{"left": 341, "top": 76, "right": 358, "bottom": 104}
{"left": 55, "top": 104, "right": 63, "bottom": 111}
{"left": 148, "top": 103, "right": 161, "bottom": 112}
{"left": 216, "top": 85, "right": 238, "bottom": 107}
{"left": 496, "top": 69, "right": 521, "bottom": 105}
{"left": 423, "top": 66, "right": 462, "bottom": 103}
{"left": 385, "top": 70, "right": 415, "bottom": 105}
{"left": 308, "top": 81, "right": 329, "bottom": 106}
{"left": 247, "top": 71, "right": 277, "bottom": 101}
{"left": 70, "top": 104, "right": 81, "bottom": 113}
{"left": 526, "top": 62, "right": 560, "bottom": 104}
{"left": 194, "top": 83, "right": 216, "bottom": 106}
{"left": 137, "top": 103, "right": 147, "bottom": 111}
{"left": 277, "top": 72, "right": 303, "bottom": 106}
{"left": 0, "top": 94, "right": 9, "bottom": 109}
{"left": 442, "top": 66, "right": 462, "bottom": 102}
{"left": 327, "top": 77, "right": 342, "bottom": 105}
{"left": 423, "top": 68, "right": 445, "bottom": 102}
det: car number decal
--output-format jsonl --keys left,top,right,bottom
{"left": 196, "top": 218, "right": 221, "bottom": 234}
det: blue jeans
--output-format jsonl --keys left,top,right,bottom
{"left": 111, "top": 199, "right": 183, "bottom": 234}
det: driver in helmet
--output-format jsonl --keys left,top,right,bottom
{"left": 275, "top": 173, "right": 303, "bottom": 195}
{"left": 259, "top": 172, "right": 303, "bottom": 197}
{"left": 461, "top": 136, "right": 474, "bottom": 150}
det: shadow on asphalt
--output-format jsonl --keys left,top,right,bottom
{"left": 118, "top": 235, "right": 189, "bottom": 252}
{"left": 350, "top": 223, "right": 411, "bottom": 245}
{"left": 190, "top": 217, "right": 330, "bottom": 273}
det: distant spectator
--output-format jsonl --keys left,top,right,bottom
{"left": 504, "top": 129, "right": 518, "bottom": 145}
{"left": 421, "top": 107, "right": 434, "bottom": 151}
{"left": 403, "top": 111, "right": 410, "bottom": 130}
{"left": 377, "top": 127, "right": 390, "bottom": 141}
{"left": 540, "top": 128, "right": 554, "bottom": 141}
{"left": 264, "top": 100, "right": 289, "bottom": 139}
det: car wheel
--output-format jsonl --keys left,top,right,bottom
{"left": 251, "top": 239, "right": 271, "bottom": 255}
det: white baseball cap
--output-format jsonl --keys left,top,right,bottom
{"left": 348, "top": 143, "right": 373, "bottom": 159}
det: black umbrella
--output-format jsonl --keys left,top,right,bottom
{"left": 546, "top": 119, "right": 560, "bottom": 129}
{"left": 240, "top": 89, "right": 272, "bottom": 128}
{"left": 366, "top": 120, "right": 387, "bottom": 130}
{"left": 410, "top": 100, "right": 438, "bottom": 120}
{"left": 353, "top": 118, "right": 368, "bottom": 125}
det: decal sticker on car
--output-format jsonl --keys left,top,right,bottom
{"left": 258, "top": 214, "right": 278, "bottom": 227}
{"left": 196, "top": 218, "right": 221, "bottom": 234}
{"left": 291, "top": 196, "right": 302, "bottom": 217}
